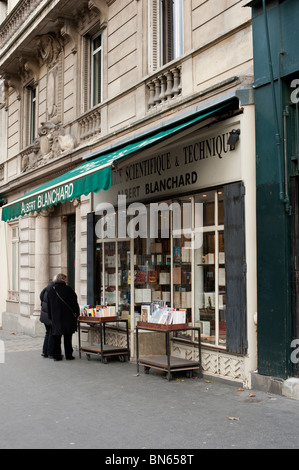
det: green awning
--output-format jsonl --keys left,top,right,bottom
{"left": 1, "top": 103, "right": 231, "bottom": 222}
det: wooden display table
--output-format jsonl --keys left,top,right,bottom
{"left": 136, "top": 321, "right": 202, "bottom": 381}
{"left": 78, "top": 316, "right": 130, "bottom": 363}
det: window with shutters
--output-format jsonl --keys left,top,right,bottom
{"left": 149, "top": 0, "right": 184, "bottom": 72}
{"left": 82, "top": 30, "right": 103, "bottom": 111}
{"left": 24, "top": 83, "right": 37, "bottom": 146}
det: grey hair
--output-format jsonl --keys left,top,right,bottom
{"left": 54, "top": 273, "right": 67, "bottom": 282}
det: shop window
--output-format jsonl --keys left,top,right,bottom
{"left": 172, "top": 196, "right": 193, "bottom": 328}
{"left": 118, "top": 240, "right": 131, "bottom": 316}
{"left": 82, "top": 30, "right": 102, "bottom": 111}
{"left": 94, "top": 238, "right": 131, "bottom": 313}
{"left": 194, "top": 191, "right": 226, "bottom": 346}
{"left": 134, "top": 200, "right": 173, "bottom": 315}
{"left": 10, "top": 225, "right": 19, "bottom": 301}
{"left": 104, "top": 242, "right": 117, "bottom": 305}
{"left": 90, "top": 183, "right": 247, "bottom": 352}
{"left": 149, "top": 0, "right": 184, "bottom": 71}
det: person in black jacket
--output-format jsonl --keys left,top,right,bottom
{"left": 40, "top": 280, "right": 55, "bottom": 358}
{"left": 46, "top": 273, "right": 80, "bottom": 361}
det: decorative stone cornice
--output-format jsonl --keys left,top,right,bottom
{"left": 0, "top": 0, "right": 44, "bottom": 50}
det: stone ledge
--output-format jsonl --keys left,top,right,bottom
{"left": 251, "top": 371, "right": 299, "bottom": 401}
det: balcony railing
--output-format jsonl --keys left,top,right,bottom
{"left": 146, "top": 65, "right": 182, "bottom": 110}
{"left": 8, "top": 290, "right": 19, "bottom": 302}
{"left": 78, "top": 107, "right": 101, "bottom": 143}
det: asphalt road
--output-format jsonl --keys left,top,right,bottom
{"left": 0, "top": 328, "right": 299, "bottom": 453}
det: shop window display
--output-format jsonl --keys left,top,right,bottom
{"left": 94, "top": 188, "right": 226, "bottom": 348}
{"left": 118, "top": 240, "right": 131, "bottom": 316}
{"left": 95, "top": 240, "right": 131, "bottom": 313}
{"left": 134, "top": 200, "right": 172, "bottom": 313}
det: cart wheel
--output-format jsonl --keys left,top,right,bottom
{"left": 119, "top": 355, "right": 125, "bottom": 362}
{"left": 186, "top": 371, "right": 192, "bottom": 378}
{"left": 102, "top": 357, "right": 108, "bottom": 364}
{"left": 166, "top": 371, "right": 172, "bottom": 381}
{"left": 86, "top": 354, "right": 91, "bottom": 360}
{"left": 144, "top": 366, "right": 150, "bottom": 374}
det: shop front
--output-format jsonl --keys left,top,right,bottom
{"left": 1, "top": 97, "right": 256, "bottom": 385}
{"left": 86, "top": 104, "right": 257, "bottom": 385}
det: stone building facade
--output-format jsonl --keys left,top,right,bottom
{"left": 0, "top": 0, "right": 257, "bottom": 386}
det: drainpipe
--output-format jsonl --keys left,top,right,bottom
{"left": 262, "top": 0, "right": 284, "bottom": 203}
{"left": 283, "top": 106, "right": 292, "bottom": 215}
{"left": 278, "top": 0, "right": 292, "bottom": 215}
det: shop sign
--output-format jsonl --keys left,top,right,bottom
{"left": 95, "top": 120, "right": 241, "bottom": 206}
{"left": 20, "top": 183, "right": 74, "bottom": 216}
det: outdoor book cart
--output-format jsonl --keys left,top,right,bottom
{"left": 78, "top": 316, "right": 130, "bottom": 363}
{"left": 136, "top": 321, "right": 202, "bottom": 381}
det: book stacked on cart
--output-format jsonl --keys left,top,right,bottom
{"left": 79, "top": 305, "right": 117, "bottom": 322}
{"left": 139, "top": 301, "right": 187, "bottom": 329}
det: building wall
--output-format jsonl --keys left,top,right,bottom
{"left": 249, "top": 0, "right": 299, "bottom": 379}
{"left": 0, "top": 1, "right": 254, "bottom": 161}
{"left": 0, "top": 0, "right": 256, "bottom": 384}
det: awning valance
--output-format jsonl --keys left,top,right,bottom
{"left": 1, "top": 103, "right": 232, "bottom": 222}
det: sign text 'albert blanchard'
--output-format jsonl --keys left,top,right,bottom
{"left": 113, "top": 131, "right": 234, "bottom": 200}
{"left": 21, "top": 183, "right": 74, "bottom": 215}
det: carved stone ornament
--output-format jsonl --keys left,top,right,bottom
{"left": 77, "top": 0, "right": 108, "bottom": 33}
{"left": 0, "top": 79, "right": 6, "bottom": 108}
{"left": 47, "top": 68, "right": 57, "bottom": 119}
{"left": 35, "top": 33, "right": 64, "bottom": 68}
{"left": 1, "top": 73, "right": 21, "bottom": 100}
{"left": 19, "top": 56, "right": 40, "bottom": 85}
{"left": 22, "top": 121, "right": 77, "bottom": 172}
{"left": 32, "top": 207, "right": 55, "bottom": 218}
{"left": 56, "top": 18, "right": 77, "bottom": 54}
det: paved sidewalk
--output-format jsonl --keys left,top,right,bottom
{"left": 1, "top": 328, "right": 299, "bottom": 451}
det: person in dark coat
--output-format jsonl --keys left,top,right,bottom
{"left": 40, "top": 280, "right": 55, "bottom": 358}
{"left": 47, "top": 273, "right": 80, "bottom": 361}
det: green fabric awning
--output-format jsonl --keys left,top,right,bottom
{"left": 1, "top": 103, "right": 230, "bottom": 222}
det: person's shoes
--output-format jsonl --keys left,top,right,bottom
{"left": 53, "top": 356, "right": 63, "bottom": 361}
{"left": 41, "top": 353, "right": 48, "bottom": 358}
{"left": 66, "top": 356, "right": 75, "bottom": 360}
